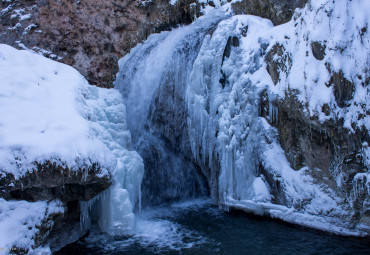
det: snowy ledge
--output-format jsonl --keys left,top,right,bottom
{"left": 0, "top": 43, "right": 141, "bottom": 195}
{"left": 224, "top": 198, "right": 368, "bottom": 237}
{"left": 0, "top": 44, "right": 119, "bottom": 180}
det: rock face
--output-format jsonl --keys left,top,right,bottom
{"left": 231, "top": 0, "right": 308, "bottom": 25}
{"left": 0, "top": 161, "right": 111, "bottom": 202}
{"left": 0, "top": 0, "right": 309, "bottom": 87}
{"left": 0, "top": 161, "right": 112, "bottom": 252}
{"left": 275, "top": 95, "right": 370, "bottom": 226}
{"left": 0, "top": 0, "right": 201, "bottom": 87}
{"left": 261, "top": 0, "right": 370, "bottom": 233}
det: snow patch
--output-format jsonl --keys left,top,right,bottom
{"left": 0, "top": 199, "right": 64, "bottom": 254}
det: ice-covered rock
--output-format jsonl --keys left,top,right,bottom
{"left": 187, "top": 0, "right": 370, "bottom": 235}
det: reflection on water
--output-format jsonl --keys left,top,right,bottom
{"left": 57, "top": 199, "right": 370, "bottom": 255}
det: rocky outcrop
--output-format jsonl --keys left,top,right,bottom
{"left": 231, "top": 0, "right": 308, "bottom": 25}
{"left": 0, "top": 161, "right": 111, "bottom": 202}
{"left": 0, "top": 0, "right": 201, "bottom": 87}
{"left": 263, "top": 12, "right": 370, "bottom": 232}
{"left": 0, "top": 161, "right": 112, "bottom": 252}
{"left": 268, "top": 88, "right": 370, "bottom": 233}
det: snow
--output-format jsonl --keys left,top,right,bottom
{"left": 169, "top": 0, "right": 178, "bottom": 5}
{"left": 0, "top": 44, "right": 144, "bottom": 236}
{"left": 273, "top": 0, "right": 370, "bottom": 132}
{"left": 0, "top": 199, "right": 64, "bottom": 254}
{"left": 0, "top": 44, "right": 114, "bottom": 178}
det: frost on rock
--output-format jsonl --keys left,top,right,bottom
{"left": 0, "top": 44, "right": 144, "bottom": 237}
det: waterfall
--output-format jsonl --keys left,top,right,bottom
{"left": 115, "top": 9, "right": 226, "bottom": 207}
{"left": 79, "top": 88, "right": 144, "bottom": 236}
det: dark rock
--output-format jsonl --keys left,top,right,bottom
{"left": 34, "top": 206, "right": 65, "bottom": 250}
{"left": 47, "top": 200, "right": 86, "bottom": 252}
{"left": 259, "top": 89, "right": 269, "bottom": 119}
{"left": 265, "top": 43, "right": 292, "bottom": 85}
{"left": 220, "top": 36, "right": 240, "bottom": 88}
{"left": 311, "top": 41, "right": 326, "bottom": 60}
{"left": 222, "top": 36, "right": 239, "bottom": 62}
{"left": 329, "top": 70, "right": 355, "bottom": 108}
{"left": 231, "top": 0, "right": 308, "bottom": 25}
{"left": 0, "top": 160, "right": 112, "bottom": 202}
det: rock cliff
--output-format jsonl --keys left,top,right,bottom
{"left": 0, "top": 0, "right": 201, "bottom": 87}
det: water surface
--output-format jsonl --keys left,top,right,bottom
{"left": 57, "top": 199, "right": 370, "bottom": 255}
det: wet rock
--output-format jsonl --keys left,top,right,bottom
{"left": 311, "top": 41, "right": 326, "bottom": 60}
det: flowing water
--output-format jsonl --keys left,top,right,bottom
{"left": 57, "top": 199, "right": 369, "bottom": 255}
{"left": 113, "top": 8, "right": 226, "bottom": 208}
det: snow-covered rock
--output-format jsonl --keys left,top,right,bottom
{"left": 0, "top": 44, "right": 144, "bottom": 250}
{"left": 0, "top": 44, "right": 115, "bottom": 179}
{"left": 0, "top": 199, "right": 64, "bottom": 254}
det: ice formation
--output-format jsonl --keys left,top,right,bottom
{"left": 114, "top": 9, "right": 225, "bottom": 206}
{"left": 79, "top": 87, "right": 144, "bottom": 235}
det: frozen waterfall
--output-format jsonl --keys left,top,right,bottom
{"left": 86, "top": 0, "right": 368, "bottom": 237}
{"left": 79, "top": 88, "right": 144, "bottom": 236}
{"left": 115, "top": 9, "right": 226, "bottom": 207}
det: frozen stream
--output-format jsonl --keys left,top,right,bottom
{"left": 57, "top": 199, "right": 369, "bottom": 255}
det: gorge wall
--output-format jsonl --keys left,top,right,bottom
{"left": 0, "top": 0, "right": 203, "bottom": 87}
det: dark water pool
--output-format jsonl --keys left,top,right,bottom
{"left": 57, "top": 199, "right": 369, "bottom": 255}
